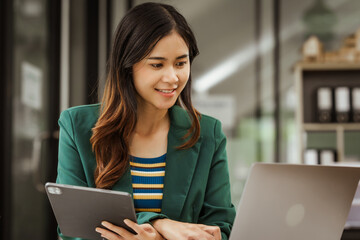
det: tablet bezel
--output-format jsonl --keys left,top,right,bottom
{"left": 45, "top": 182, "right": 137, "bottom": 240}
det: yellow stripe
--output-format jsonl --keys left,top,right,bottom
{"left": 133, "top": 195, "right": 163, "bottom": 200}
{"left": 136, "top": 208, "right": 161, "bottom": 213}
{"left": 130, "top": 162, "right": 166, "bottom": 168}
{"left": 131, "top": 171, "right": 165, "bottom": 177}
{"left": 132, "top": 184, "right": 164, "bottom": 189}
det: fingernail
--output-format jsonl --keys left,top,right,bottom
{"left": 101, "top": 221, "right": 109, "bottom": 227}
{"left": 95, "top": 228, "right": 101, "bottom": 233}
{"left": 123, "top": 219, "right": 129, "bottom": 224}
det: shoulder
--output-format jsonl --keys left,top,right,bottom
{"left": 199, "top": 113, "right": 221, "bottom": 131}
{"left": 170, "top": 105, "right": 221, "bottom": 130}
{"left": 199, "top": 113, "right": 225, "bottom": 145}
{"left": 58, "top": 103, "right": 101, "bottom": 132}
{"left": 170, "top": 105, "right": 223, "bottom": 136}
{"left": 60, "top": 103, "right": 100, "bottom": 120}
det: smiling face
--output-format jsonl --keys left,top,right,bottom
{"left": 132, "top": 31, "right": 190, "bottom": 113}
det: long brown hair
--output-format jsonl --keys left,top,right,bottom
{"left": 90, "top": 3, "right": 200, "bottom": 189}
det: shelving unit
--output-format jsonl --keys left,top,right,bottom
{"left": 295, "top": 62, "right": 360, "bottom": 163}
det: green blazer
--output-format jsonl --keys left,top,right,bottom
{"left": 56, "top": 104, "right": 236, "bottom": 240}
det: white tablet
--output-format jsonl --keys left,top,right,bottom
{"left": 45, "top": 182, "right": 137, "bottom": 240}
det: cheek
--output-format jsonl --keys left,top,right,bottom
{"left": 132, "top": 77, "right": 142, "bottom": 94}
{"left": 133, "top": 68, "right": 155, "bottom": 89}
{"left": 179, "top": 67, "right": 190, "bottom": 84}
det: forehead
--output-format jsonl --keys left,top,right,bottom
{"left": 149, "top": 31, "right": 189, "bottom": 56}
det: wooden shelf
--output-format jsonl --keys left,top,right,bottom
{"left": 295, "top": 64, "right": 360, "bottom": 163}
{"left": 295, "top": 62, "right": 360, "bottom": 71}
{"left": 303, "top": 123, "right": 360, "bottom": 131}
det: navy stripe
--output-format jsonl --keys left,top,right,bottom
{"left": 132, "top": 176, "right": 164, "bottom": 184}
{"left": 133, "top": 189, "right": 163, "bottom": 194}
{"left": 134, "top": 199, "right": 162, "bottom": 208}
{"left": 131, "top": 166, "right": 165, "bottom": 172}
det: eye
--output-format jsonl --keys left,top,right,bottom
{"left": 176, "top": 61, "right": 187, "bottom": 67}
{"left": 151, "top": 63, "right": 163, "bottom": 69}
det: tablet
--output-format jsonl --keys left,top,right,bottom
{"left": 45, "top": 182, "right": 137, "bottom": 240}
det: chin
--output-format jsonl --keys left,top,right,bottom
{"left": 155, "top": 101, "right": 177, "bottom": 111}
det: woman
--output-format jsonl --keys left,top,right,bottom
{"left": 57, "top": 2, "right": 235, "bottom": 240}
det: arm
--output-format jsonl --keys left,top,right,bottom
{"left": 152, "top": 120, "right": 236, "bottom": 240}
{"left": 136, "top": 212, "right": 168, "bottom": 225}
{"left": 57, "top": 110, "right": 88, "bottom": 186}
{"left": 56, "top": 111, "right": 90, "bottom": 240}
{"left": 197, "top": 120, "right": 236, "bottom": 239}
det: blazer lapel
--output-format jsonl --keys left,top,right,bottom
{"left": 161, "top": 106, "right": 202, "bottom": 220}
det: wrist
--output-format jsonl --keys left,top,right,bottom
{"left": 151, "top": 218, "right": 168, "bottom": 232}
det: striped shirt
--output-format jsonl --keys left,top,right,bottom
{"left": 130, "top": 154, "right": 166, "bottom": 213}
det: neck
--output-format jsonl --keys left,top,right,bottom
{"left": 135, "top": 105, "right": 170, "bottom": 136}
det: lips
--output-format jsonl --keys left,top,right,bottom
{"left": 155, "top": 89, "right": 176, "bottom": 93}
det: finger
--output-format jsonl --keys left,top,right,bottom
{"left": 138, "top": 223, "right": 155, "bottom": 233}
{"left": 200, "top": 226, "right": 221, "bottom": 240}
{"left": 186, "top": 225, "right": 214, "bottom": 240}
{"left": 123, "top": 219, "right": 146, "bottom": 235}
{"left": 210, "top": 228, "right": 221, "bottom": 240}
{"left": 101, "top": 221, "right": 135, "bottom": 239}
{"left": 95, "top": 227, "right": 124, "bottom": 240}
{"left": 196, "top": 232, "right": 215, "bottom": 240}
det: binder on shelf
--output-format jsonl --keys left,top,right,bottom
{"left": 320, "top": 149, "right": 337, "bottom": 165}
{"left": 304, "top": 149, "right": 337, "bottom": 165}
{"left": 317, "top": 87, "right": 333, "bottom": 123}
{"left": 304, "top": 149, "right": 318, "bottom": 165}
{"left": 335, "top": 87, "right": 350, "bottom": 123}
{"left": 352, "top": 88, "right": 360, "bottom": 122}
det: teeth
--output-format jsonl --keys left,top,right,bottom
{"left": 157, "top": 89, "right": 174, "bottom": 93}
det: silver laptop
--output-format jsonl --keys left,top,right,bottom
{"left": 229, "top": 163, "right": 360, "bottom": 240}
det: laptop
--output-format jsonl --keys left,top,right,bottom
{"left": 229, "top": 163, "right": 360, "bottom": 240}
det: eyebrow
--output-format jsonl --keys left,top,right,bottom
{"left": 147, "top": 54, "right": 189, "bottom": 60}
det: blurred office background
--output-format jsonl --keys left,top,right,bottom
{"left": 1, "top": 0, "right": 360, "bottom": 239}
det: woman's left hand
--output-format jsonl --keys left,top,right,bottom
{"left": 95, "top": 219, "right": 164, "bottom": 240}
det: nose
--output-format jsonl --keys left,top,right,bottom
{"left": 162, "top": 66, "right": 179, "bottom": 84}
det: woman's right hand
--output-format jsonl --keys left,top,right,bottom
{"left": 151, "top": 219, "right": 221, "bottom": 240}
